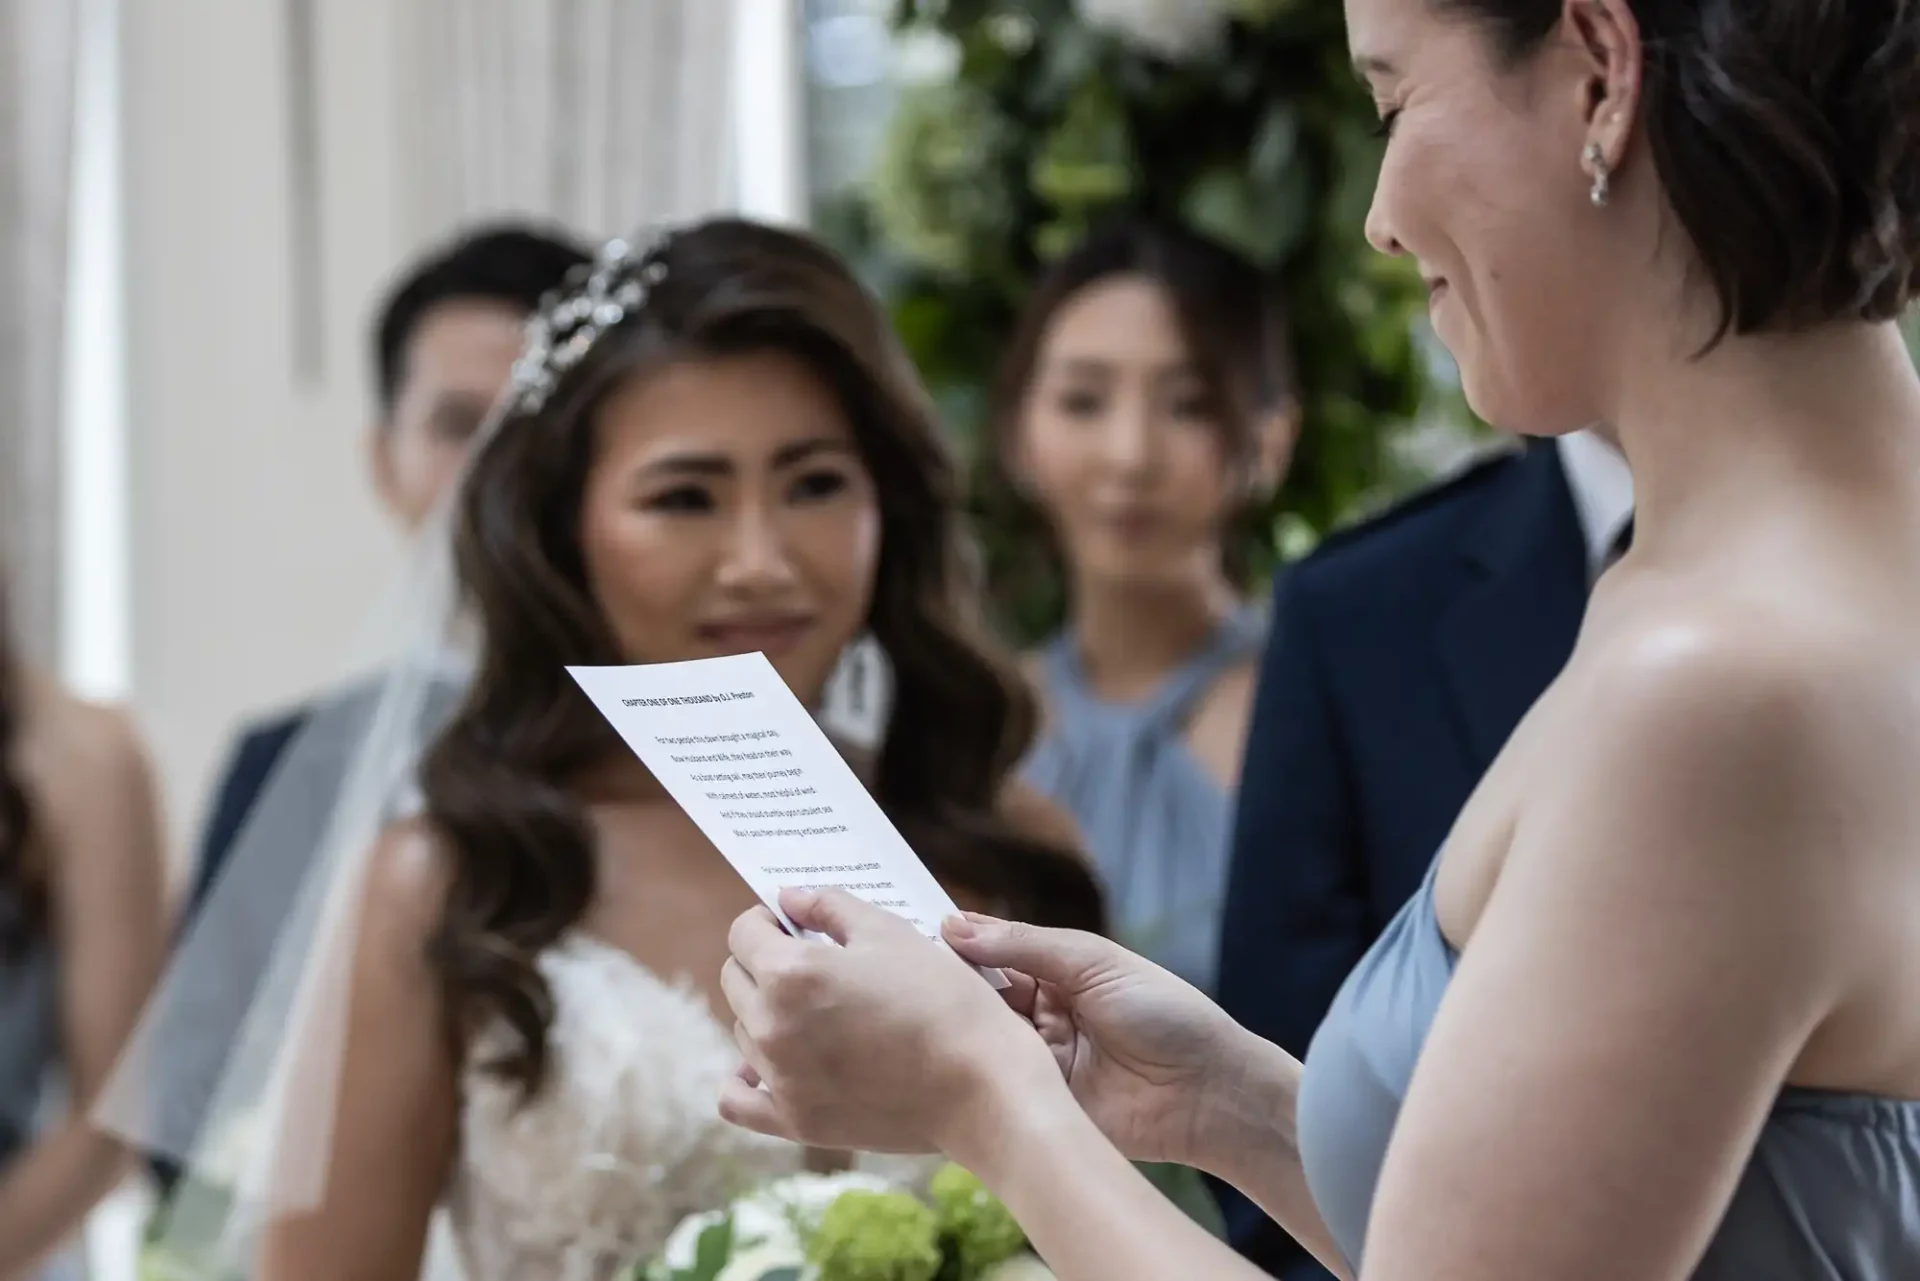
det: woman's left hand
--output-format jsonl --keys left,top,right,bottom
{"left": 719, "top": 888, "right": 1064, "bottom": 1156}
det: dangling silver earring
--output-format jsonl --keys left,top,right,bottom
{"left": 847, "top": 640, "right": 870, "bottom": 717}
{"left": 1585, "top": 141, "right": 1611, "bottom": 207}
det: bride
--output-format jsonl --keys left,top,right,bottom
{"left": 110, "top": 218, "right": 1105, "bottom": 1281}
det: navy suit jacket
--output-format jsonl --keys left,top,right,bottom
{"left": 1213, "top": 442, "right": 1591, "bottom": 1277}
{"left": 191, "top": 710, "right": 310, "bottom": 914}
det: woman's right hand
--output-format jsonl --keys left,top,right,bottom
{"left": 943, "top": 914, "right": 1266, "bottom": 1170}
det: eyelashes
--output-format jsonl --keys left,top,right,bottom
{"left": 638, "top": 469, "right": 853, "bottom": 514}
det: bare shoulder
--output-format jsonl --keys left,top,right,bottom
{"left": 1513, "top": 602, "right": 1904, "bottom": 920}
{"left": 994, "top": 777, "right": 1086, "bottom": 857}
{"left": 360, "top": 815, "right": 457, "bottom": 948}
{"left": 11, "top": 674, "right": 162, "bottom": 864}
{"left": 1184, "top": 655, "right": 1262, "bottom": 791}
{"left": 1575, "top": 604, "right": 1882, "bottom": 771}
{"left": 1018, "top": 650, "right": 1052, "bottom": 732}
{"left": 13, "top": 671, "right": 155, "bottom": 802}
{"left": 1197, "top": 655, "right": 1261, "bottom": 722}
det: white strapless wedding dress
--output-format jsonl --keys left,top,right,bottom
{"left": 438, "top": 933, "right": 929, "bottom": 1281}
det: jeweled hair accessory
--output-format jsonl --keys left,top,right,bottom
{"left": 509, "top": 231, "right": 671, "bottom": 415}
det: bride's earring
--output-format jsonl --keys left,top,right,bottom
{"left": 847, "top": 640, "right": 870, "bottom": 717}
{"left": 1585, "top": 141, "right": 1611, "bottom": 208}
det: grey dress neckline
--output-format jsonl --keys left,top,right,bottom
{"left": 1021, "top": 606, "right": 1266, "bottom": 991}
{"left": 1296, "top": 860, "right": 1920, "bottom": 1277}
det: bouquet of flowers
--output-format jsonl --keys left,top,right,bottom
{"left": 634, "top": 1164, "right": 1055, "bottom": 1281}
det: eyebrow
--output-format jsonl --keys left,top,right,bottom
{"left": 429, "top": 393, "right": 494, "bottom": 417}
{"left": 1048, "top": 357, "right": 1116, "bottom": 379}
{"left": 636, "top": 436, "right": 853, "bottom": 478}
{"left": 1048, "top": 356, "right": 1201, "bottom": 381}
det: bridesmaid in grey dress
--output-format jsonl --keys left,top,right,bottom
{"left": 0, "top": 596, "right": 167, "bottom": 1279}
{"left": 708, "top": 0, "right": 1920, "bottom": 1275}
{"left": 991, "top": 220, "right": 1298, "bottom": 991}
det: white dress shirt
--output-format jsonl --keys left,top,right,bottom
{"left": 1555, "top": 430, "right": 1635, "bottom": 580}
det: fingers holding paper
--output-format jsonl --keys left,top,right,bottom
{"left": 719, "top": 887, "right": 1063, "bottom": 1156}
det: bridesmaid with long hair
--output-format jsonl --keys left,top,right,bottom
{"left": 0, "top": 583, "right": 167, "bottom": 1280}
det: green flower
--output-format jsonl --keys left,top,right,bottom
{"left": 806, "top": 1190, "right": 943, "bottom": 1281}
{"left": 930, "top": 1164, "right": 1027, "bottom": 1274}
{"left": 869, "top": 81, "right": 1015, "bottom": 278}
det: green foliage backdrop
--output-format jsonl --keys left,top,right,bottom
{"left": 817, "top": 0, "right": 1437, "bottom": 642}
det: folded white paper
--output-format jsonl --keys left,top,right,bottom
{"left": 567, "top": 652, "right": 1008, "bottom": 987}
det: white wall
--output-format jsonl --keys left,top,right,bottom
{"left": 120, "top": 0, "right": 406, "bottom": 859}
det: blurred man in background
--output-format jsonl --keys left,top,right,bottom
{"left": 188, "top": 223, "right": 589, "bottom": 910}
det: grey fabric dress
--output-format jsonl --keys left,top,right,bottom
{"left": 0, "top": 930, "right": 58, "bottom": 1166}
{"left": 1021, "top": 608, "right": 1265, "bottom": 992}
{"left": 1297, "top": 861, "right": 1920, "bottom": 1278}
{"left": 1, "top": 926, "right": 84, "bottom": 1280}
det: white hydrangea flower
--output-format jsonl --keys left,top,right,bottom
{"left": 658, "top": 1208, "right": 731, "bottom": 1273}
{"left": 653, "top": 1169, "right": 901, "bottom": 1277}
{"left": 1072, "top": 0, "right": 1229, "bottom": 61}
{"left": 714, "top": 1239, "right": 815, "bottom": 1281}
{"left": 735, "top": 1169, "right": 901, "bottom": 1240}
{"left": 979, "top": 1255, "right": 1059, "bottom": 1281}
{"left": 729, "top": 1197, "right": 803, "bottom": 1255}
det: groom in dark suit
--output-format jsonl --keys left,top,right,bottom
{"left": 185, "top": 224, "right": 588, "bottom": 918}
{"left": 1212, "top": 431, "right": 1632, "bottom": 1278}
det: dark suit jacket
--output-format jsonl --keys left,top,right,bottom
{"left": 191, "top": 710, "right": 310, "bottom": 916}
{"left": 1213, "top": 442, "right": 1591, "bottom": 1277}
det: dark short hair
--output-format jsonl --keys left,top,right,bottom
{"left": 370, "top": 222, "right": 592, "bottom": 414}
{"left": 1436, "top": 0, "right": 1920, "bottom": 346}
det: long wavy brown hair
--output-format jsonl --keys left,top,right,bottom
{"left": 420, "top": 218, "right": 1106, "bottom": 1098}
{"left": 0, "top": 583, "right": 42, "bottom": 960}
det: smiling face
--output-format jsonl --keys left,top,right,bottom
{"left": 576, "top": 349, "right": 881, "bottom": 708}
{"left": 1014, "top": 274, "right": 1242, "bottom": 586}
{"left": 1347, "top": 0, "right": 1633, "bottom": 433}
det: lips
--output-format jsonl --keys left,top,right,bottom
{"left": 1094, "top": 510, "right": 1163, "bottom": 540}
{"left": 698, "top": 616, "right": 816, "bottom": 656}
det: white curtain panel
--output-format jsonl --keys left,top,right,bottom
{"left": 399, "top": 0, "right": 736, "bottom": 243}
{"left": 0, "top": 0, "right": 77, "bottom": 663}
